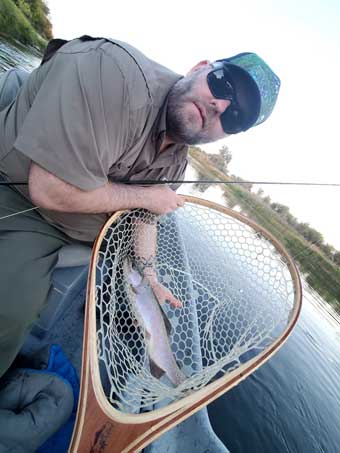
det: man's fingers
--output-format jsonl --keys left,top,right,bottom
{"left": 169, "top": 296, "right": 183, "bottom": 308}
{"left": 166, "top": 291, "right": 183, "bottom": 308}
{"left": 175, "top": 196, "right": 185, "bottom": 208}
{"left": 152, "top": 283, "right": 183, "bottom": 308}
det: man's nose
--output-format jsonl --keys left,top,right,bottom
{"left": 211, "top": 98, "right": 231, "bottom": 114}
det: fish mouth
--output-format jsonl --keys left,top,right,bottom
{"left": 193, "top": 102, "right": 206, "bottom": 128}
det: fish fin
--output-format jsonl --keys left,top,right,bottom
{"left": 142, "top": 277, "right": 173, "bottom": 334}
{"left": 144, "top": 329, "right": 151, "bottom": 340}
{"left": 149, "top": 358, "right": 166, "bottom": 379}
{"left": 123, "top": 258, "right": 132, "bottom": 277}
{"left": 159, "top": 307, "right": 172, "bottom": 335}
{"left": 125, "top": 259, "right": 143, "bottom": 288}
{"left": 165, "top": 363, "right": 186, "bottom": 387}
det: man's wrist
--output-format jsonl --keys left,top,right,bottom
{"left": 133, "top": 254, "right": 156, "bottom": 275}
{"left": 107, "top": 183, "right": 148, "bottom": 211}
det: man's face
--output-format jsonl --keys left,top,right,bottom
{"left": 166, "top": 65, "right": 231, "bottom": 145}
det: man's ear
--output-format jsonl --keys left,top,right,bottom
{"left": 186, "top": 60, "right": 211, "bottom": 75}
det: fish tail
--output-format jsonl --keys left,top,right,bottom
{"left": 149, "top": 358, "right": 166, "bottom": 379}
{"left": 170, "top": 367, "right": 186, "bottom": 387}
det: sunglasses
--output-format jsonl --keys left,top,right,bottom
{"left": 207, "top": 63, "right": 245, "bottom": 134}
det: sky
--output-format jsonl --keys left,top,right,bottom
{"left": 47, "top": 0, "right": 340, "bottom": 248}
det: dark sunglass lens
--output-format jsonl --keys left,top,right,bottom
{"left": 221, "top": 107, "right": 244, "bottom": 134}
{"left": 207, "top": 69, "right": 234, "bottom": 100}
{"left": 207, "top": 65, "right": 246, "bottom": 133}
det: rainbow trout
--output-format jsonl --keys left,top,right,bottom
{"left": 126, "top": 263, "right": 186, "bottom": 387}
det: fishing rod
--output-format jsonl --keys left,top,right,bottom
{"left": 1, "top": 180, "right": 340, "bottom": 187}
{"left": 0, "top": 177, "right": 338, "bottom": 261}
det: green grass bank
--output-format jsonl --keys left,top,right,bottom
{"left": 0, "top": 0, "right": 49, "bottom": 50}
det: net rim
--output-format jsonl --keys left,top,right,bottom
{"left": 80, "top": 195, "right": 302, "bottom": 425}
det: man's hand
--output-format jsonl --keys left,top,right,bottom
{"left": 146, "top": 276, "right": 183, "bottom": 308}
{"left": 141, "top": 186, "right": 185, "bottom": 215}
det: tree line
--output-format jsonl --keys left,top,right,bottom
{"left": 189, "top": 145, "right": 340, "bottom": 266}
{"left": 12, "top": 0, "right": 52, "bottom": 39}
{"left": 0, "top": 0, "right": 52, "bottom": 49}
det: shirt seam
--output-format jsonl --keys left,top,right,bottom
{"left": 96, "top": 47, "right": 132, "bottom": 150}
{"left": 57, "top": 43, "right": 152, "bottom": 100}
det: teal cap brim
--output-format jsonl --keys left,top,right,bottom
{"left": 219, "top": 52, "right": 281, "bottom": 129}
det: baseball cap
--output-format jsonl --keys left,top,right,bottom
{"left": 217, "top": 52, "right": 281, "bottom": 131}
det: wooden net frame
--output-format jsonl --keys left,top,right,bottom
{"left": 70, "top": 196, "right": 302, "bottom": 452}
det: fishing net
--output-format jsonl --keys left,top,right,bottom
{"left": 95, "top": 199, "right": 300, "bottom": 414}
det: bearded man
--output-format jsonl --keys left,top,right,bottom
{"left": 0, "top": 35, "right": 280, "bottom": 380}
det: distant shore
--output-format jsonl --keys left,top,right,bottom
{"left": 189, "top": 147, "right": 340, "bottom": 311}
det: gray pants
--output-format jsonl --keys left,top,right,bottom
{"left": 0, "top": 68, "right": 29, "bottom": 110}
{"left": 0, "top": 186, "right": 71, "bottom": 377}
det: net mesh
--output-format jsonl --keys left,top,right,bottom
{"left": 95, "top": 201, "right": 297, "bottom": 413}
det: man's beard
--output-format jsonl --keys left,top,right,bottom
{"left": 166, "top": 76, "right": 216, "bottom": 145}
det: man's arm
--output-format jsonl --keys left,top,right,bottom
{"left": 29, "top": 163, "right": 185, "bottom": 215}
{"left": 133, "top": 221, "right": 183, "bottom": 308}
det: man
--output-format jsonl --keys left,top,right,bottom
{"left": 0, "top": 36, "right": 280, "bottom": 380}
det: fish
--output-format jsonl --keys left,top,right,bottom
{"left": 125, "top": 261, "right": 186, "bottom": 387}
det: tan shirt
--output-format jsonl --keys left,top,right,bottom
{"left": 0, "top": 38, "right": 188, "bottom": 241}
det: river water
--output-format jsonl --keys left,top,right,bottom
{"left": 181, "top": 146, "right": 340, "bottom": 453}
{"left": 1, "top": 37, "right": 340, "bottom": 453}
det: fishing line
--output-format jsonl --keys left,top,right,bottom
{"left": 1, "top": 180, "right": 340, "bottom": 187}
{"left": 0, "top": 179, "right": 338, "bottom": 260}
{"left": 0, "top": 206, "right": 39, "bottom": 220}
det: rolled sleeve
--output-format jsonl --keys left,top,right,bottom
{"left": 14, "top": 49, "right": 129, "bottom": 191}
